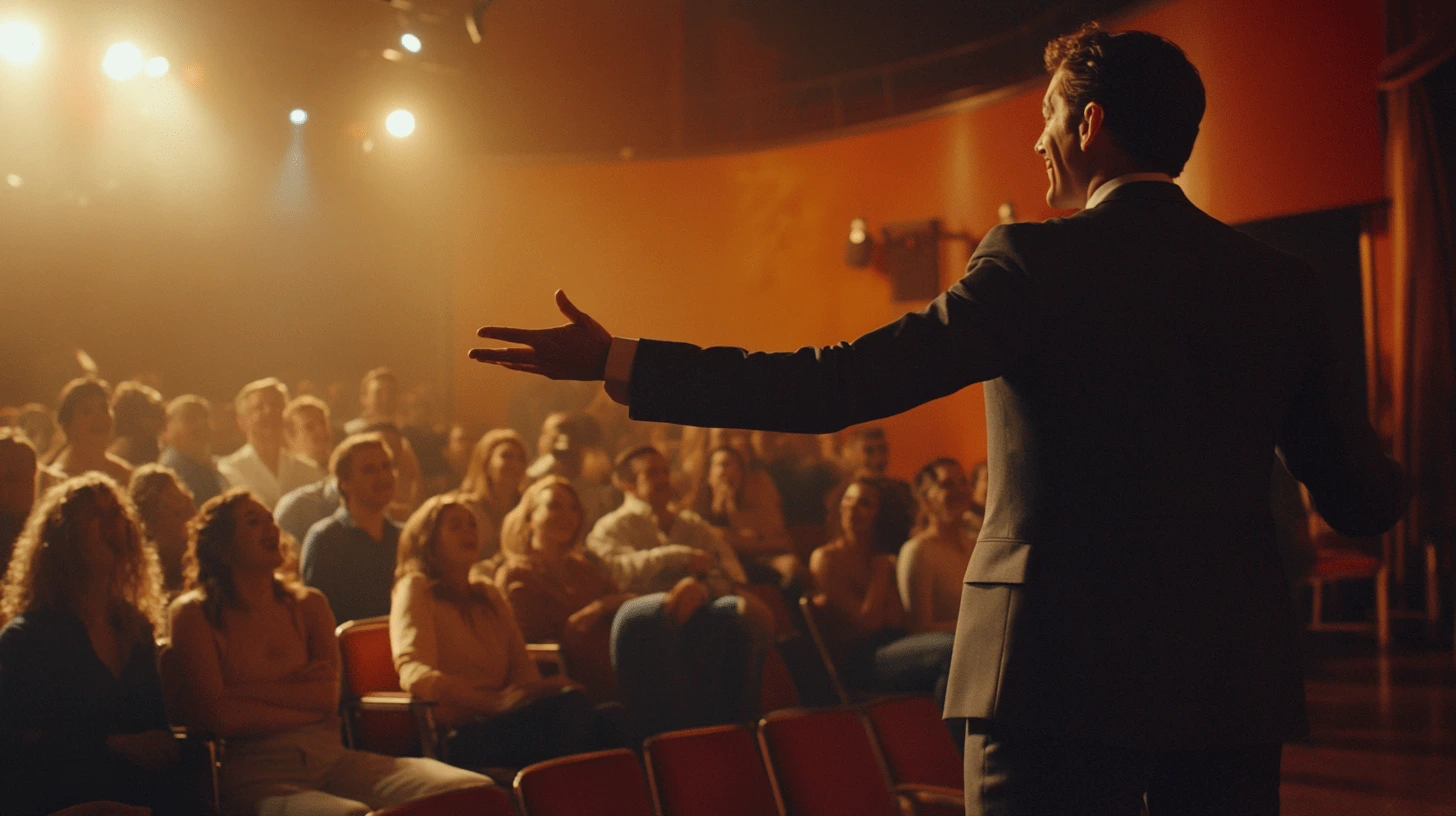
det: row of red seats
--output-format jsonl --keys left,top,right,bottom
{"left": 518, "top": 698, "right": 963, "bottom": 816}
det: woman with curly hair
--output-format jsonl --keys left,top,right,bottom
{"left": 0, "top": 473, "right": 195, "bottom": 816}
{"left": 165, "top": 488, "right": 490, "bottom": 816}
{"left": 391, "top": 492, "right": 625, "bottom": 767}
{"left": 457, "top": 429, "right": 528, "bottom": 567}
{"left": 128, "top": 464, "right": 196, "bottom": 594}
{"left": 496, "top": 476, "right": 630, "bottom": 702}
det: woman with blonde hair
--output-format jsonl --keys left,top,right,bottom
{"left": 496, "top": 476, "right": 630, "bottom": 701}
{"left": 0, "top": 473, "right": 195, "bottom": 815}
{"left": 458, "top": 429, "right": 528, "bottom": 565}
{"left": 128, "top": 463, "right": 196, "bottom": 593}
{"left": 391, "top": 491, "right": 624, "bottom": 767}
{"left": 166, "top": 489, "right": 489, "bottom": 815}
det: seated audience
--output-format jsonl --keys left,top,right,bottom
{"left": 365, "top": 422, "right": 423, "bottom": 524}
{"left": 756, "top": 431, "right": 841, "bottom": 528}
{"left": 51, "top": 378, "right": 133, "bottom": 485}
{"left": 344, "top": 367, "right": 398, "bottom": 436}
{"left": 690, "top": 445, "right": 805, "bottom": 592}
{"left": 218, "top": 378, "right": 324, "bottom": 511}
{"left": 301, "top": 433, "right": 400, "bottom": 625}
{"left": 458, "top": 428, "right": 528, "bottom": 565}
{"left": 15, "top": 404, "right": 58, "bottom": 464}
{"left": 526, "top": 413, "right": 619, "bottom": 533}
{"left": 967, "top": 459, "right": 988, "bottom": 533}
{"left": 275, "top": 472, "right": 341, "bottom": 546}
{"left": 107, "top": 382, "right": 166, "bottom": 468}
{"left": 897, "top": 458, "right": 977, "bottom": 634}
{"left": 590, "top": 446, "right": 770, "bottom": 737}
{"left": 391, "top": 493, "right": 623, "bottom": 767}
{"left": 158, "top": 395, "right": 229, "bottom": 507}
{"left": 128, "top": 464, "right": 196, "bottom": 593}
{"left": 0, "top": 430, "right": 37, "bottom": 568}
{"left": 837, "top": 427, "right": 914, "bottom": 553}
{"left": 166, "top": 490, "right": 490, "bottom": 815}
{"left": 0, "top": 474, "right": 196, "bottom": 815}
{"left": 811, "top": 478, "right": 954, "bottom": 704}
{"left": 497, "top": 476, "right": 629, "bottom": 702}
{"left": 439, "top": 423, "right": 477, "bottom": 493}
{"left": 283, "top": 396, "right": 334, "bottom": 471}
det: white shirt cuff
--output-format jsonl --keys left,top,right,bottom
{"left": 605, "top": 337, "right": 638, "bottom": 387}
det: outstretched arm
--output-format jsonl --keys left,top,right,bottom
{"left": 471, "top": 229, "right": 1037, "bottom": 433}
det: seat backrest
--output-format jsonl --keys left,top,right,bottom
{"left": 515, "top": 748, "right": 655, "bottom": 816}
{"left": 862, "top": 696, "right": 962, "bottom": 789}
{"left": 374, "top": 784, "right": 515, "bottom": 816}
{"left": 645, "top": 725, "right": 781, "bottom": 816}
{"left": 337, "top": 616, "right": 401, "bottom": 697}
{"left": 759, "top": 708, "right": 897, "bottom": 816}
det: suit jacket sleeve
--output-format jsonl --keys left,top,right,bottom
{"left": 626, "top": 226, "right": 1038, "bottom": 433}
{"left": 1277, "top": 272, "right": 1407, "bottom": 537}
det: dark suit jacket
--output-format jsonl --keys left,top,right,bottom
{"left": 624, "top": 181, "right": 1406, "bottom": 749}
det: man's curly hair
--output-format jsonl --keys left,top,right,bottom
{"left": 1044, "top": 22, "right": 1205, "bottom": 177}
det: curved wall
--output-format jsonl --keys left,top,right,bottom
{"left": 452, "top": 0, "right": 1386, "bottom": 477}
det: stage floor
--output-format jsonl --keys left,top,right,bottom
{"left": 1284, "top": 643, "right": 1456, "bottom": 815}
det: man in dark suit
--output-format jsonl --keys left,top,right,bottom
{"left": 470, "top": 23, "right": 1406, "bottom": 815}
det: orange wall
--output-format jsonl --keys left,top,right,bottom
{"left": 452, "top": 0, "right": 1386, "bottom": 479}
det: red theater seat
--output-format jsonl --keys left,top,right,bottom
{"left": 514, "top": 748, "right": 654, "bottom": 816}
{"left": 861, "top": 696, "right": 961, "bottom": 789}
{"left": 374, "top": 785, "right": 514, "bottom": 816}
{"left": 758, "top": 708, "right": 898, "bottom": 816}
{"left": 336, "top": 616, "right": 439, "bottom": 758}
{"left": 645, "top": 724, "right": 780, "bottom": 816}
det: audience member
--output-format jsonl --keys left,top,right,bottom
{"left": 365, "top": 422, "right": 422, "bottom": 523}
{"left": 897, "top": 458, "right": 977, "bottom": 634}
{"left": 0, "top": 474, "right": 196, "bottom": 815}
{"left": 165, "top": 490, "right": 490, "bottom": 814}
{"left": 968, "top": 459, "right": 988, "bottom": 533}
{"left": 107, "top": 382, "right": 166, "bottom": 468}
{"left": 811, "top": 478, "right": 954, "bottom": 703}
{"left": 438, "top": 423, "right": 476, "bottom": 493}
{"left": 497, "top": 477, "right": 629, "bottom": 702}
{"left": 756, "top": 431, "right": 841, "bottom": 528}
{"left": 590, "top": 446, "right": 769, "bottom": 737}
{"left": 690, "top": 445, "right": 804, "bottom": 592}
{"left": 51, "top": 378, "right": 133, "bottom": 485}
{"left": 15, "top": 404, "right": 58, "bottom": 464}
{"left": 283, "top": 396, "right": 333, "bottom": 471}
{"left": 344, "top": 367, "right": 398, "bottom": 436}
{"left": 0, "top": 430, "right": 37, "bottom": 569}
{"left": 301, "top": 433, "right": 400, "bottom": 625}
{"left": 158, "top": 395, "right": 228, "bottom": 508}
{"left": 459, "top": 429, "right": 528, "bottom": 564}
{"left": 526, "top": 413, "right": 619, "bottom": 533}
{"left": 218, "top": 378, "right": 324, "bottom": 511}
{"left": 128, "top": 465, "right": 195, "bottom": 593}
{"left": 838, "top": 427, "right": 914, "bottom": 552}
{"left": 391, "top": 493, "right": 623, "bottom": 767}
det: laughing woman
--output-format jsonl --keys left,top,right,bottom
{"left": 165, "top": 489, "right": 490, "bottom": 816}
{"left": 0, "top": 474, "right": 196, "bottom": 816}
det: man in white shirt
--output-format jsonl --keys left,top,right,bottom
{"left": 218, "top": 378, "right": 324, "bottom": 511}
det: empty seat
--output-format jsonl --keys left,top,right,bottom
{"left": 758, "top": 708, "right": 897, "bottom": 816}
{"left": 373, "top": 784, "right": 515, "bottom": 816}
{"left": 336, "top": 616, "right": 438, "bottom": 757}
{"left": 645, "top": 724, "right": 780, "bottom": 816}
{"left": 862, "top": 696, "right": 961, "bottom": 789}
{"left": 515, "top": 748, "right": 654, "bottom": 816}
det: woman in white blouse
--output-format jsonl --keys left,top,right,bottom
{"left": 390, "top": 493, "right": 624, "bottom": 767}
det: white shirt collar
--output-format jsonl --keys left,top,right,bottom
{"left": 1083, "top": 172, "right": 1175, "bottom": 211}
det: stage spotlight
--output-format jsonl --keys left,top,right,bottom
{"left": 289, "top": 108, "right": 308, "bottom": 125}
{"left": 385, "top": 109, "right": 415, "bottom": 138}
{"left": 400, "top": 33, "right": 421, "bottom": 53}
{"left": 143, "top": 56, "right": 169, "bottom": 77}
{"left": 0, "top": 20, "right": 42, "bottom": 65}
{"left": 5, "top": 173, "right": 22, "bottom": 188}
{"left": 102, "top": 42, "right": 143, "bottom": 80}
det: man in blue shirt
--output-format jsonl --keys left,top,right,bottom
{"left": 158, "top": 396, "right": 228, "bottom": 508}
{"left": 300, "top": 433, "right": 400, "bottom": 626}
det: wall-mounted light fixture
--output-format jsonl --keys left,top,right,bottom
{"left": 845, "top": 217, "right": 975, "bottom": 301}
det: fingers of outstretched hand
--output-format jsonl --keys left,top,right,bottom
{"left": 468, "top": 347, "right": 539, "bottom": 364}
{"left": 555, "top": 289, "right": 585, "bottom": 323}
{"left": 476, "top": 325, "right": 541, "bottom": 343}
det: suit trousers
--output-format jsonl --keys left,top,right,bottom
{"left": 964, "top": 725, "right": 1282, "bottom": 816}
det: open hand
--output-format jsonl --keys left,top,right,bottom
{"left": 471, "top": 290, "right": 612, "bottom": 381}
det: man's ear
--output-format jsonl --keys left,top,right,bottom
{"left": 1079, "top": 101, "right": 1105, "bottom": 150}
